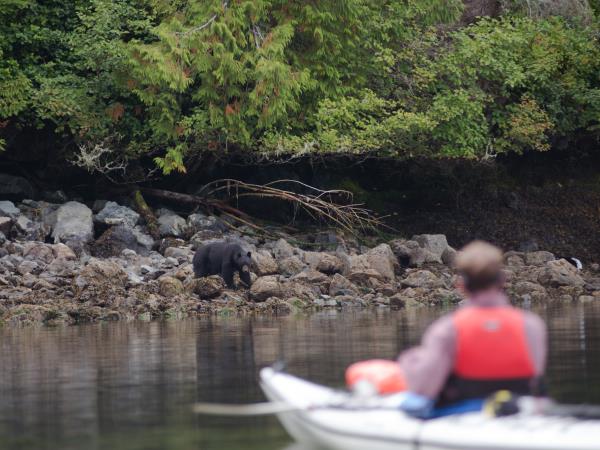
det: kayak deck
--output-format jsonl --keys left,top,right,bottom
{"left": 259, "top": 367, "right": 600, "bottom": 450}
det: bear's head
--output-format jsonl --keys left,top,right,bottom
{"left": 233, "top": 249, "right": 252, "bottom": 273}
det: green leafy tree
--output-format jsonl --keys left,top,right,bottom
{"left": 0, "top": 0, "right": 599, "bottom": 173}
{"left": 273, "top": 15, "right": 600, "bottom": 160}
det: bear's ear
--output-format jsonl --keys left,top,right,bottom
{"left": 247, "top": 251, "right": 252, "bottom": 258}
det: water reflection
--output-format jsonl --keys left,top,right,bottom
{"left": 0, "top": 303, "right": 597, "bottom": 450}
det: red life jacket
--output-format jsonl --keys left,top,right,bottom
{"left": 438, "top": 306, "right": 538, "bottom": 405}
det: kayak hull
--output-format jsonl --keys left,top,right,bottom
{"left": 259, "top": 367, "right": 600, "bottom": 450}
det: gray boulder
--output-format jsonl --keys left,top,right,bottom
{"left": 95, "top": 201, "right": 140, "bottom": 227}
{"left": 411, "top": 234, "right": 449, "bottom": 264}
{"left": 278, "top": 256, "right": 306, "bottom": 276}
{"left": 23, "top": 243, "right": 54, "bottom": 264}
{"left": 187, "top": 275, "right": 224, "bottom": 299}
{"left": 401, "top": 270, "right": 445, "bottom": 289}
{"left": 157, "top": 210, "right": 188, "bottom": 237}
{"left": 158, "top": 275, "right": 184, "bottom": 297}
{"left": 442, "top": 246, "right": 457, "bottom": 265}
{"left": 187, "top": 213, "right": 224, "bottom": 234}
{"left": 29, "top": 202, "right": 61, "bottom": 233}
{"left": 513, "top": 281, "right": 547, "bottom": 296}
{"left": 341, "top": 244, "right": 397, "bottom": 283}
{"left": 525, "top": 251, "right": 555, "bottom": 266}
{"left": 538, "top": 259, "right": 585, "bottom": 288}
{"left": 52, "top": 201, "right": 94, "bottom": 247}
{"left": 133, "top": 227, "right": 155, "bottom": 251}
{"left": 348, "top": 268, "right": 386, "bottom": 285}
{"left": 253, "top": 249, "right": 279, "bottom": 276}
{"left": 92, "top": 224, "right": 154, "bottom": 258}
{"left": 17, "top": 260, "right": 42, "bottom": 275}
{"left": 0, "top": 200, "right": 20, "bottom": 218}
{"left": 250, "top": 275, "right": 282, "bottom": 302}
{"left": 281, "top": 281, "right": 320, "bottom": 301}
{"left": 394, "top": 288, "right": 426, "bottom": 307}
{"left": 329, "top": 273, "right": 359, "bottom": 296}
{"left": 365, "top": 244, "right": 397, "bottom": 281}
{"left": 163, "top": 246, "right": 192, "bottom": 265}
{"left": 304, "top": 251, "right": 344, "bottom": 275}
{"left": 512, "top": 281, "right": 548, "bottom": 302}
{"left": 52, "top": 243, "right": 77, "bottom": 260}
{"left": 505, "top": 254, "right": 525, "bottom": 267}
{"left": 341, "top": 251, "right": 385, "bottom": 284}
{"left": 14, "top": 215, "right": 47, "bottom": 241}
{"left": 270, "top": 238, "right": 301, "bottom": 261}
{"left": 0, "top": 217, "right": 11, "bottom": 235}
{"left": 291, "top": 269, "right": 330, "bottom": 288}
{"left": 317, "top": 254, "right": 345, "bottom": 274}
{"left": 390, "top": 239, "right": 433, "bottom": 267}
{"left": 75, "top": 259, "right": 127, "bottom": 286}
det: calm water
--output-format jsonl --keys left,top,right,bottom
{"left": 0, "top": 303, "right": 599, "bottom": 450}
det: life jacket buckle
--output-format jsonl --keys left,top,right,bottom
{"left": 484, "top": 390, "right": 521, "bottom": 417}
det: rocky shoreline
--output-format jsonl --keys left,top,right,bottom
{"left": 0, "top": 196, "right": 597, "bottom": 326}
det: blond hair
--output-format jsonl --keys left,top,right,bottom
{"left": 455, "top": 241, "right": 504, "bottom": 292}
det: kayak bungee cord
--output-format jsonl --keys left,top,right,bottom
{"left": 192, "top": 399, "right": 600, "bottom": 419}
{"left": 192, "top": 399, "right": 406, "bottom": 416}
{"left": 192, "top": 401, "right": 300, "bottom": 416}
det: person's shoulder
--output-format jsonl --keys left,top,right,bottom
{"left": 520, "top": 310, "right": 547, "bottom": 334}
{"left": 425, "top": 313, "right": 457, "bottom": 341}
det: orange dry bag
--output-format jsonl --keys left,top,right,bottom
{"left": 345, "top": 359, "right": 407, "bottom": 394}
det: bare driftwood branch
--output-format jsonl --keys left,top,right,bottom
{"left": 201, "top": 179, "right": 385, "bottom": 233}
{"left": 142, "top": 179, "right": 385, "bottom": 235}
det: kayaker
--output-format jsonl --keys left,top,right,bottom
{"left": 397, "top": 240, "right": 547, "bottom": 417}
{"left": 346, "top": 240, "right": 547, "bottom": 418}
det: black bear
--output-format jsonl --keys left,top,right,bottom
{"left": 193, "top": 241, "right": 253, "bottom": 289}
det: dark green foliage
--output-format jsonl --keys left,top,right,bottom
{"left": 0, "top": 0, "right": 599, "bottom": 172}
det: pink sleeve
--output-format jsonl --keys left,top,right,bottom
{"left": 397, "top": 315, "right": 456, "bottom": 399}
{"left": 523, "top": 311, "right": 547, "bottom": 376}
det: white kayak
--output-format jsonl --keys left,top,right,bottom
{"left": 259, "top": 367, "right": 600, "bottom": 450}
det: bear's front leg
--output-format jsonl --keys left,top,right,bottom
{"left": 239, "top": 268, "right": 252, "bottom": 287}
{"left": 221, "top": 263, "right": 236, "bottom": 289}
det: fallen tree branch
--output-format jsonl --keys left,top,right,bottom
{"left": 140, "top": 187, "right": 250, "bottom": 219}
{"left": 141, "top": 179, "right": 387, "bottom": 235}
{"left": 199, "top": 179, "right": 386, "bottom": 234}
